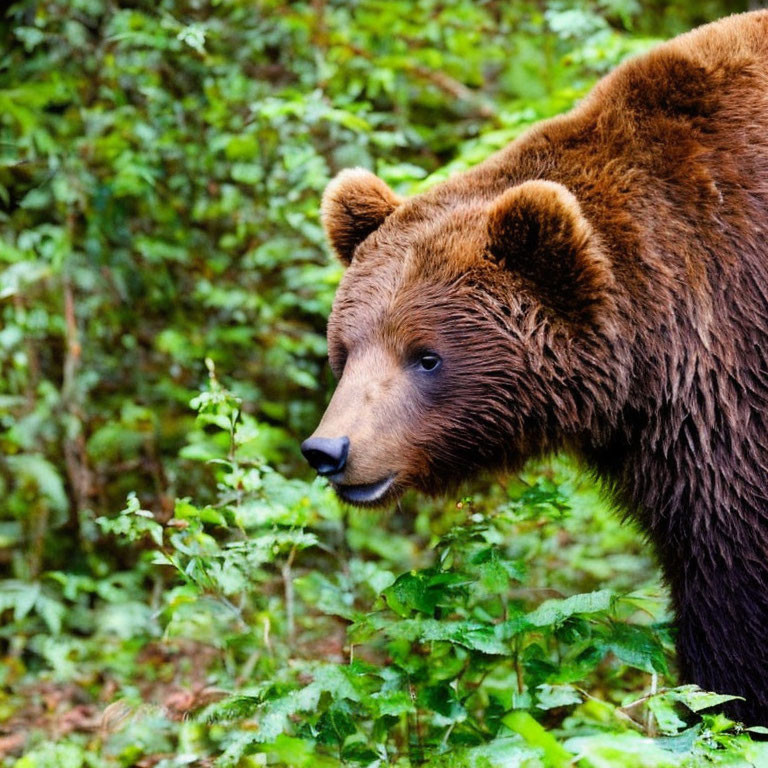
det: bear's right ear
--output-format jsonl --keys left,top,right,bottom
{"left": 321, "top": 169, "right": 401, "bottom": 266}
{"left": 486, "top": 180, "right": 613, "bottom": 326}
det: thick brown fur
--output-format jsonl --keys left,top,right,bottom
{"left": 307, "top": 12, "right": 768, "bottom": 723}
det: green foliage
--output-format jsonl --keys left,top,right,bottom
{"left": 0, "top": 0, "right": 759, "bottom": 766}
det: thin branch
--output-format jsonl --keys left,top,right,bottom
{"left": 282, "top": 544, "right": 298, "bottom": 645}
{"left": 61, "top": 270, "right": 94, "bottom": 530}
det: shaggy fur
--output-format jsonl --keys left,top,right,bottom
{"left": 306, "top": 11, "right": 768, "bottom": 722}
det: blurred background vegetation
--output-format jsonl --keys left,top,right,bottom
{"left": 1, "top": 1, "right": 765, "bottom": 766}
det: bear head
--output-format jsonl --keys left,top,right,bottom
{"left": 302, "top": 168, "right": 627, "bottom": 505}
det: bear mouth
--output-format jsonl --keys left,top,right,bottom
{"left": 332, "top": 474, "right": 396, "bottom": 505}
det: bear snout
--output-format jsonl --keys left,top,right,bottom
{"left": 300, "top": 435, "right": 350, "bottom": 476}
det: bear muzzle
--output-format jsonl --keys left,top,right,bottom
{"left": 300, "top": 435, "right": 350, "bottom": 476}
{"left": 330, "top": 473, "right": 397, "bottom": 505}
{"left": 301, "top": 433, "right": 399, "bottom": 505}
{"left": 302, "top": 352, "right": 413, "bottom": 504}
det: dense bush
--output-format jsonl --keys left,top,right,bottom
{"left": 2, "top": 1, "right": 765, "bottom": 766}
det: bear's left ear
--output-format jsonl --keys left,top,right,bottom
{"left": 486, "top": 180, "right": 613, "bottom": 326}
{"left": 321, "top": 168, "right": 401, "bottom": 266}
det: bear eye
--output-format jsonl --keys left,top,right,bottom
{"left": 417, "top": 352, "right": 442, "bottom": 373}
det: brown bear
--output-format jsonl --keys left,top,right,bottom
{"left": 301, "top": 11, "right": 768, "bottom": 723}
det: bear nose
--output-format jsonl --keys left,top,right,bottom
{"left": 301, "top": 436, "right": 350, "bottom": 476}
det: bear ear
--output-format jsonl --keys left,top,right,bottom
{"left": 486, "top": 180, "right": 613, "bottom": 326}
{"left": 321, "top": 168, "right": 401, "bottom": 266}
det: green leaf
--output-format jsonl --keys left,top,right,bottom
{"left": 383, "top": 569, "right": 468, "bottom": 617}
{"left": 384, "top": 571, "right": 441, "bottom": 617}
{"left": 648, "top": 695, "right": 689, "bottom": 736}
{"left": 525, "top": 590, "right": 615, "bottom": 627}
{"left": 502, "top": 710, "right": 571, "bottom": 767}
{"left": 316, "top": 703, "right": 357, "bottom": 746}
{"left": 535, "top": 684, "right": 582, "bottom": 711}
{"left": 6, "top": 454, "right": 68, "bottom": 515}
{"left": 671, "top": 685, "right": 744, "bottom": 713}
{"left": 600, "top": 622, "right": 668, "bottom": 674}
{"left": 565, "top": 732, "right": 680, "bottom": 768}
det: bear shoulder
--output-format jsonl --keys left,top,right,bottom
{"left": 585, "top": 9, "right": 768, "bottom": 118}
